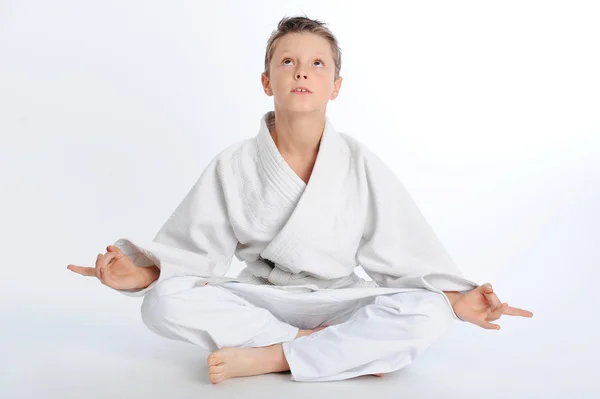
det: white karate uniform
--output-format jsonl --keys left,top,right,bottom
{"left": 113, "top": 111, "right": 480, "bottom": 381}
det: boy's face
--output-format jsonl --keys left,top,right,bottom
{"left": 261, "top": 32, "right": 343, "bottom": 115}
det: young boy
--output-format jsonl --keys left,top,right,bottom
{"left": 67, "top": 16, "right": 533, "bottom": 384}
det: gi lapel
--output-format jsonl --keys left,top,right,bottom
{"left": 257, "top": 111, "right": 357, "bottom": 276}
{"left": 255, "top": 111, "right": 306, "bottom": 205}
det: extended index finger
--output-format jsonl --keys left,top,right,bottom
{"left": 503, "top": 306, "right": 533, "bottom": 318}
{"left": 67, "top": 264, "right": 96, "bottom": 277}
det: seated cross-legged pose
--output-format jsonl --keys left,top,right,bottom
{"left": 68, "top": 15, "right": 533, "bottom": 384}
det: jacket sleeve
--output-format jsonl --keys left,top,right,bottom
{"left": 356, "top": 149, "right": 479, "bottom": 320}
{"left": 112, "top": 156, "right": 239, "bottom": 297}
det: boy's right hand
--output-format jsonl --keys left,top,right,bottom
{"left": 67, "top": 245, "right": 156, "bottom": 290}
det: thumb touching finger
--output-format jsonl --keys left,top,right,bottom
{"left": 479, "top": 283, "right": 493, "bottom": 293}
{"left": 106, "top": 245, "right": 122, "bottom": 254}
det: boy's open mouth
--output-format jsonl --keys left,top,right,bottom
{"left": 292, "top": 87, "right": 312, "bottom": 93}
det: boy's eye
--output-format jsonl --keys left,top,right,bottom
{"left": 282, "top": 58, "right": 324, "bottom": 67}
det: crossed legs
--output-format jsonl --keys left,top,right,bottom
{"left": 140, "top": 277, "right": 454, "bottom": 383}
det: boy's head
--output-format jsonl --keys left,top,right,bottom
{"left": 261, "top": 16, "right": 343, "bottom": 114}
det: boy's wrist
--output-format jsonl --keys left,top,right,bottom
{"left": 443, "top": 291, "right": 463, "bottom": 308}
{"left": 137, "top": 266, "right": 160, "bottom": 289}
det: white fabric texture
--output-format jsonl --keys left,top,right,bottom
{"left": 141, "top": 276, "right": 454, "bottom": 382}
{"left": 113, "top": 111, "right": 479, "bottom": 322}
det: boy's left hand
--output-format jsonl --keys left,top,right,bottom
{"left": 454, "top": 283, "right": 533, "bottom": 329}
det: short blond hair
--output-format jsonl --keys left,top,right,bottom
{"left": 264, "top": 15, "right": 342, "bottom": 81}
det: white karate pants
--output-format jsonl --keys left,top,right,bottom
{"left": 139, "top": 276, "right": 455, "bottom": 382}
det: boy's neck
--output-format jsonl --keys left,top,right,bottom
{"left": 269, "top": 110, "right": 325, "bottom": 159}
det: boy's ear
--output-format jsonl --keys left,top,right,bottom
{"left": 330, "top": 76, "right": 343, "bottom": 100}
{"left": 261, "top": 72, "right": 273, "bottom": 96}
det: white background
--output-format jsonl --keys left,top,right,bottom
{"left": 1, "top": 1, "right": 598, "bottom": 398}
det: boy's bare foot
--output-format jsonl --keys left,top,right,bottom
{"left": 207, "top": 345, "right": 288, "bottom": 384}
{"left": 208, "top": 327, "right": 325, "bottom": 384}
{"left": 373, "top": 373, "right": 384, "bottom": 377}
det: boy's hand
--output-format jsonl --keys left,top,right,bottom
{"left": 67, "top": 245, "right": 157, "bottom": 290}
{"left": 453, "top": 283, "right": 533, "bottom": 329}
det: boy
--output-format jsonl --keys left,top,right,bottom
{"left": 67, "top": 16, "right": 533, "bottom": 384}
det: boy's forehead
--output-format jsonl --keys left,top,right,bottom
{"left": 274, "top": 33, "right": 332, "bottom": 56}
{"left": 279, "top": 49, "right": 329, "bottom": 56}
